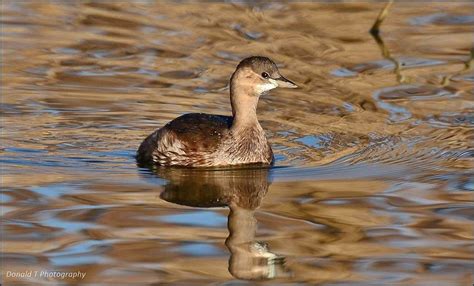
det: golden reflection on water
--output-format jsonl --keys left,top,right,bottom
{"left": 1, "top": 1, "right": 473, "bottom": 285}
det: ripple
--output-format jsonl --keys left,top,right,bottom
{"left": 342, "top": 57, "right": 446, "bottom": 75}
{"left": 160, "top": 70, "right": 199, "bottom": 79}
{"left": 294, "top": 134, "right": 332, "bottom": 149}
{"left": 410, "top": 13, "right": 474, "bottom": 26}
{"left": 372, "top": 84, "right": 459, "bottom": 123}
{"left": 427, "top": 112, "right": 474, "bottom": 127}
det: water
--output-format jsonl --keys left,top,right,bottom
{"left": 1, "top": 1, "right": 473, "bottom": 285}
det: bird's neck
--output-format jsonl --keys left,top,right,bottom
{"left": 230, "top": 80, "right": 261, "bottom": 132}
{"left": 231, "top": 98, "right": 260, "bottom": 131}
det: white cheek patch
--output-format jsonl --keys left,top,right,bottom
{"left": 256, "top": 79, "right": 278, "bottom": 94}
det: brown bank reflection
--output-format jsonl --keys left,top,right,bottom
{"left": 154, "top": 167, "right": 290, "bottom": 280}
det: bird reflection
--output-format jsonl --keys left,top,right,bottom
{"left": 154, "top": 167, "right": 289, "bottom": 280}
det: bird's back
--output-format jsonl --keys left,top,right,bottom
{"left": 166, "top": 113, "right": 233, "bottom": 149}
{"left": 137, "top": 113, "right": 233, "bottom": 166}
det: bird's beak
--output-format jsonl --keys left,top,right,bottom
{"left": 270, "top": 76, "right": 298, "bottom": 88}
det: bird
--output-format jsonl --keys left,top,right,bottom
{"left": 136, "top": 56, "right": 297, "bottom": 167}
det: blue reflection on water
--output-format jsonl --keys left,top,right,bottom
{"left": 175, "top": 243, "right": 224, "bottom": 257}
{"left": 161, "top": 211, "right": 227, "bottom": 228}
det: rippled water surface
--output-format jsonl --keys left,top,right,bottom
{"left": 2, "top": 1, "right": 473, "bottom": 285}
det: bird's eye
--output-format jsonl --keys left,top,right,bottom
{"left": 261, "top": 72, "right": 269, "bottom": 79}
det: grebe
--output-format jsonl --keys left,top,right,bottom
{"left": 137, "top": 56, "right": 297, "bottom": 167}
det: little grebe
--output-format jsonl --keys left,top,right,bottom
{"left": 137, "top": 56, "right": 297, "bottom": 167}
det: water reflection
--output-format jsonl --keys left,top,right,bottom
{"left": 156, "top": 167, "right": 289, "bottom": 280}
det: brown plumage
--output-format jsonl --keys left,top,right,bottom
{"left": 137, "top": 56, "right": 297, "bottom": 167}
